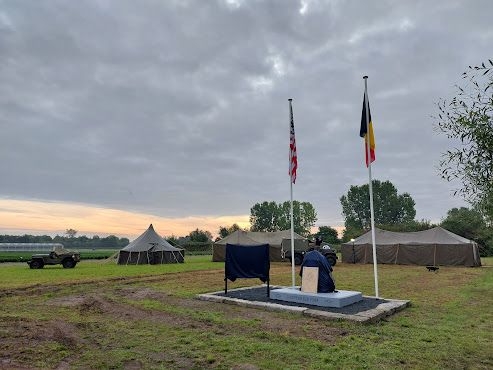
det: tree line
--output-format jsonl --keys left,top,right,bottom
{"left": 0, "top": 233, "right": 130, "bottom": 250}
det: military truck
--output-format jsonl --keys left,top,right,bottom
{"left": 27, "top": 248, "right": 81, "bottom": 269}
{"left": 316, "top": 244, "right": 338, "bottom": 267}
{"left": 282, "top": 238, "right": 338, "bottom": 266}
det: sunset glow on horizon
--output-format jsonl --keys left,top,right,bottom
{"left": 0, "top": 199, "right": 251, "bottom": 239}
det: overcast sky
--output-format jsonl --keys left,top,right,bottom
{"left": 0, "top": 0, "right": 491, "bottom": 239}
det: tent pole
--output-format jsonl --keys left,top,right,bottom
{"left": 171, "top": 251, "right": 179, "bottom": 263}
{"left": 433, "top": 244, "right": 437, "bottom": 266}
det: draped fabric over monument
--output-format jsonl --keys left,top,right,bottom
{"left": 300, "top": 250, "right": 336, "bottom": 293}
{"left": 341, "top": 227, "right": 481, "bottom": 267}
{"left": 225, "top": 243, "right": 270, "bottom": 296}
{"left": 225, "top": 243, "right": 270, "bottom": 283}
{"left": 213, "top": 229, "right": 306, "bottom": 262}
{"left": 117, "top": 224, "right": 184, "bottom": 265}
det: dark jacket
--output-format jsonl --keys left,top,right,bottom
{"left": 299, "top": 250, "right": 335, "bottom": 293}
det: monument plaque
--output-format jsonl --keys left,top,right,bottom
{"left": 301, "top": 266, "right": 318, "bottom": 293}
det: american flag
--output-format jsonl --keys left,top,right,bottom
{"left": 289, "top": 99, "right": 297, "bottom": 184}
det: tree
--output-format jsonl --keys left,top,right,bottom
{"left": 435, "top": 60, "right": 493, "bottom": 223}
{"left": 441, "top": 207, "right": 485, "bottom": 240}
{"left": 441, "top": 207, "right": 493, "bottom": 256}
{"left": 249, "top": 201, "right": 279, "bottom": 232}
{"left": 477, "top": 227, "right": 493, "bottom": 257}
{"left": 188, "top": 229, "right": 212, "bottom": 243}
{"left": 340, "top": 180, "right": 416, "bottom": 230}
{"left": 378, "top": 219, "right": 435, "bottom": 232}
{"left": 341, "top": 225, "right": 364, "bottom": 243}
{"left": 315, "top": 226, "right": 339, "bottom": 244}
{"left": 99, "top": 235, "right": 120, "bottom": 249}
{"left": 165, "top": 235, "right": 180, "bottom": 246}
{"left": 65, "top": 229, "right": 77, "bottom": 238}
{"left": 250, "top": 200, "right": 317, "bottom": 236}
{"left": 278, "top": 201, "right": 317, "bottom": 236}
{"left": 218, "top": 224, "right": 241, "bottom": 239}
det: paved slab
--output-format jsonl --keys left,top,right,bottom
{"left": 197, "top": 285, "right": 410, "bottom": 323}
{"left": 270, "top": 287, "right": 363, "bottom": 308}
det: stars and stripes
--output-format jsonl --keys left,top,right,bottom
{"left": 289, "top": 99, "right": 297, "bottom": 184}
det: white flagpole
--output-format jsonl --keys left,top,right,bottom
{"left": 290, "top": 180, "right": 295, "bottom": 287}
{"left": 363, "top": 76, "right": 379, "bottom": 298}
{"left": 289, "top": 99, "right": 296, "bottom": 288}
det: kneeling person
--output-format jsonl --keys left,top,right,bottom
{"left": 299, "top": 250, "right": 336, "bottom": 293}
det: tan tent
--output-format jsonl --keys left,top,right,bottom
{"left": 117, "top": 224, "right": 184, "bottom": 265}
{"left": 213, "top": 230, "right": 307, "bottom": 262}
{"left": 341, "top": 227, "right": 481, "bottom": 267}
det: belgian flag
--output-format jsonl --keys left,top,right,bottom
{"left": 360, "top": 92, "right": 375, "bottom": 166}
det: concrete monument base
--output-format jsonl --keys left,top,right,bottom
{"left": 270, "top": 287, "right": 363, "bottom": 308}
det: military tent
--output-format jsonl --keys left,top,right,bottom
{"left": 341, "top": 227, "right": 481, "bottom": 267}
{"left": 213, "top": 230, "right": 307, "bottom": 262}
{"left": 117, "top": 224, "right": 184, "bottom": 265}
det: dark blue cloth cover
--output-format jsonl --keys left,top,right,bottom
{"left": 299, "top": 250, "right": 335, "bottom": 293}
{"left": 225, "top": 243, "right": 270, "bottom": 283}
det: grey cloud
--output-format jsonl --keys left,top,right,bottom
{"left": 1, "top": 0, "right": 492, "bottom": 230}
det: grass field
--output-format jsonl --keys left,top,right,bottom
{"left": 1, "top": 256, "right": 492, "bottom": 369}
{"left": 0, "top": 249, "right": 209, "bottom": 263}
{"left": 0, "top": 250, "right": 119, "bottom": 263}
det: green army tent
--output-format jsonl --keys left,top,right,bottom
{"left": 213, "top": 229, "right": 307, "bottom": 262}
{"left": 341, "top": 227, "right": 481, "bottom": 267}
{"left": 117, "top": 224, "right": 184, "bottom": 265}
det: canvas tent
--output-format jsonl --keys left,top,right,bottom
{"left": 213, "top": 229, "right": 307, "bottom": 262}
{"left": 341, "top": 227, "right": 481, "bottom": 267}
{"left": 117, "top": 224, "right": 184, "bottom": 265}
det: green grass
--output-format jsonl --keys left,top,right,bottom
{"left": 0, "top": 255, "right": 218, "bottom": 289}
{"left": 0, "top": 257, "right": 491, "bottom": 369}
{"left": 0, "top": 249, "right": 211, "bottom": 263}
{"left": 0, "top": 249, "right": 119, "bottom": 262}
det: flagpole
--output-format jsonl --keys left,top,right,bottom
{"left": 363, "top": 76, "right": 379, "bottom": 298}
{"left": 288, "top": 98, "right": 296, "bottom": 288}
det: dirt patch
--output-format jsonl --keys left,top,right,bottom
{"left": 231, "top": 365, "right": 260, "bottom": 370}
{"left": 48, "top": 295, "right": 87, "bottom": 307}
{"left": 0, "top": 316, "right": 81, "bottom": 369}
{"left": 46, "top": 286, "right": 346, "bottom": 344}
{"left": 122, "top": 359, "right": 143, "bottom": 369}
{"left": 115, "top": 286, "right": 169, "bottom": 300}
{"left": 0, "top": 316, "right": 80, "bottom": 348}
{"left": 133, "top": 290, "right": 346, "bottom": 343}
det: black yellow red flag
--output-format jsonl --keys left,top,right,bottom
{"left": 360, "top": 93, "right": 375, "bottom": 166}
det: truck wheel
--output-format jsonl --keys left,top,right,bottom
{"left": 326, "top": 255, "right": 337, "bottom": 267}
{"left": 294, "top": 254, "right": 303, "bottom": 266}
{"left": 30, "top": 260, "right": 44, "bottom": 269}
{"left": 62, "top": 258, "right": 76, "bottom": 268}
